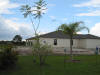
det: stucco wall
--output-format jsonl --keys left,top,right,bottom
{"left": 26, "top": 38, "right": 86, "bottom": 48}
{"left": 40, "top": 38, "right": 79, "bottom": 48}
{"left": 85, "top": 39, "right": 100, "bottom": 49}
{"left": 74, "top": 39, "right": 100, "bottom": 49}
{"left": 78, "top": 39, "right": 86, "bottom": 48}
{"left": 26, "top": 38, "right": 100, "bottom": 49}
{"left": 40, "top": 38, "right": 69, "bottom": 47}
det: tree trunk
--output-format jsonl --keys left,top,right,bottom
{"left": 70, "top": 37, "right": 73, "bottom": 60}
{"left": 33, "top": 35, "right": 39, "bottom": 63}
{"left": 40, "top": 55, "right": 42, "bottom": 65}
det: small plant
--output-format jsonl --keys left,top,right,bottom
{"left": 32, "top": 42, "right": 52, "bottom": 65}
{"left": 0, "top": 45, "right": 18, "bottom": 70}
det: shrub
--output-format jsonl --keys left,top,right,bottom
{"left": 0, "top": 45, "right": 18, "bottom": 70}
{"left": 32, "top": 42, "right": 52, "bottom": 65}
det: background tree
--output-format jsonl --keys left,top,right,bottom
{"left": 58, "top": 21, "right": 89, "bottom": 61}
{"left": 13, "top": 35, "right": 22, "bottom": 42}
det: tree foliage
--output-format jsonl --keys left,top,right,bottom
{"left": 32, "top": 42, "right": 52, "bottom": 65}
{"left": 13, "top": 35, "right": 22, "bottom": 42}
{"left": 0, "top": 45, "right": 18, "bottom": 70}
{"left": 58, "top": 21, "right": 89, "bottom": 60}
{"left": 20, "top": 0, "right": 47, "bottom": 35}
{"left": 58, "top": 22, "right": 89, "bottom": 36}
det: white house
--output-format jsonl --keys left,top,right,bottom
{"left": 26, "top": 31, "right": 100, "bottom": 49}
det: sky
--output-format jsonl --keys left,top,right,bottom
{"left": 0, "top": 0, "right": 100, "bottom": 40}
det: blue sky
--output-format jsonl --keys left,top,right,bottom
{"left": 0, "top": 0, "right": 100, "bottom": 40}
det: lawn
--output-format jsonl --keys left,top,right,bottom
{"left": 0, "top": 55, "right": 100, "bottom": 75}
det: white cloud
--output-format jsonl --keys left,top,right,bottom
{"left": 38, "top": 31, "right": 48, "bottom": 35}
{"left": 76, "top": 10, "right": 100, "bottom": 16}
{"left": 74, "top": 0, "right": 100, "bottom": 7}
{"left": 90, "top": 23, "right": 100, "bottom": 36}
{"left": 74, "top": 0, "right": 100, "bottom": 16}
{"left": 77, "top": 32, "right": 82, "bottom": 34}
{"left": 0, "top": 16, "right": 34, "bottom": 40}
{"left": 0, "top": 0, "right": 49, "bottom": 40}
{"left": 0, "top": 0, "right": 19, "bottom": 14}
{"left": 0, "top": 16, "right": 50, "bottom": 40}
{"left": 0, "top": 0, "right": 33, "bottom": 40}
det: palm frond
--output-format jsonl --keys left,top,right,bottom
{"left": 76, "top": 26, "right": 89, "bottom": 33}
{"left": 57, "top": 21, "right": 89, "bottom": 36}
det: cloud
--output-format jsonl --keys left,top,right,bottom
{"left": 0, "top": 16, "right": 34, "bottom": 40}
{"left": 76, "top": 10, "right": 100, "bottom": 16}
{"left": 0, "top": 16, "right": 50, "bottom": 40}
{"left": 0, "top": 0, "right": 34, "bottom": 40}
{"left": 38, "top": 31, "right": 48, "bottom": 35}
{"left": 74, "top": 0, "right": 100, "bottom": 7}
{"left": 77, "top": 32, "right": 82, "bottom": 34}
{"left": 74, "top": 0, "right": 100, "bottom": 16}
{"left": 90, "top": 23, "right": 100, "bottom": 36}
{"left": 0, "top": 0, "right": 49, "bottom": 40}
{"left": 0, "top": 0, "right": 19, "bottom": 14}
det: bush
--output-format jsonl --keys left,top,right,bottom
{"left": 32, "top": 42, "right": 52, "bottom": 65}
{"left": 0, "top": 45, "right": 18, "bottom": 70}
{"left": 12, "top": 41, "right": 26, "bottom": 46}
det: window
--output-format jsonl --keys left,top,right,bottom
{"left": 54, "top": 39, "right": 57, "bottom": 45}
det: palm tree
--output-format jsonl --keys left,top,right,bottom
{"left": 58, "top": 21, "right": 89, "bottom": 60}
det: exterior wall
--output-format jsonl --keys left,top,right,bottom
{"left": 40, "top": 38, "right": 79, "bottom": 48}
{"left": 75, "top": 39, "right": 100, "bottom": 49}
{"left": 77, "top": 39, "right": 87, "bottom": 48}
{"left": 40, "top": 38, "right": 70, "bottom": 48}
{"left": 85, "top": 39, "right": 100, "bottom": 49}
{"left": 26, "top": 38, "right": 100, "bottom": 49}
{"left": 73, "top": 39, "right": 79, "bottom": 48}
{"left": 26, "top": 40, "right": 36, "bottom": 46}
{"left": 26, "top": 38, "right": 87, "bottom": 48}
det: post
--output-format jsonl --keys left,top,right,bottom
{"left": 96, "top": 47, "right": 98, "bottom": 65}
{"left": 70, "top": 37, "right": 73, "bottom": 60}
{"left": 64, "top": 48, "right": 67, "bottom": 62}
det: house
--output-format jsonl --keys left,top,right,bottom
{"left": 26, "top": 31, "right": 100, "bottom": 49}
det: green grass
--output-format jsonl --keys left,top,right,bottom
{"left": 0, "top": 55, "right": 100, "bottom": 75}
